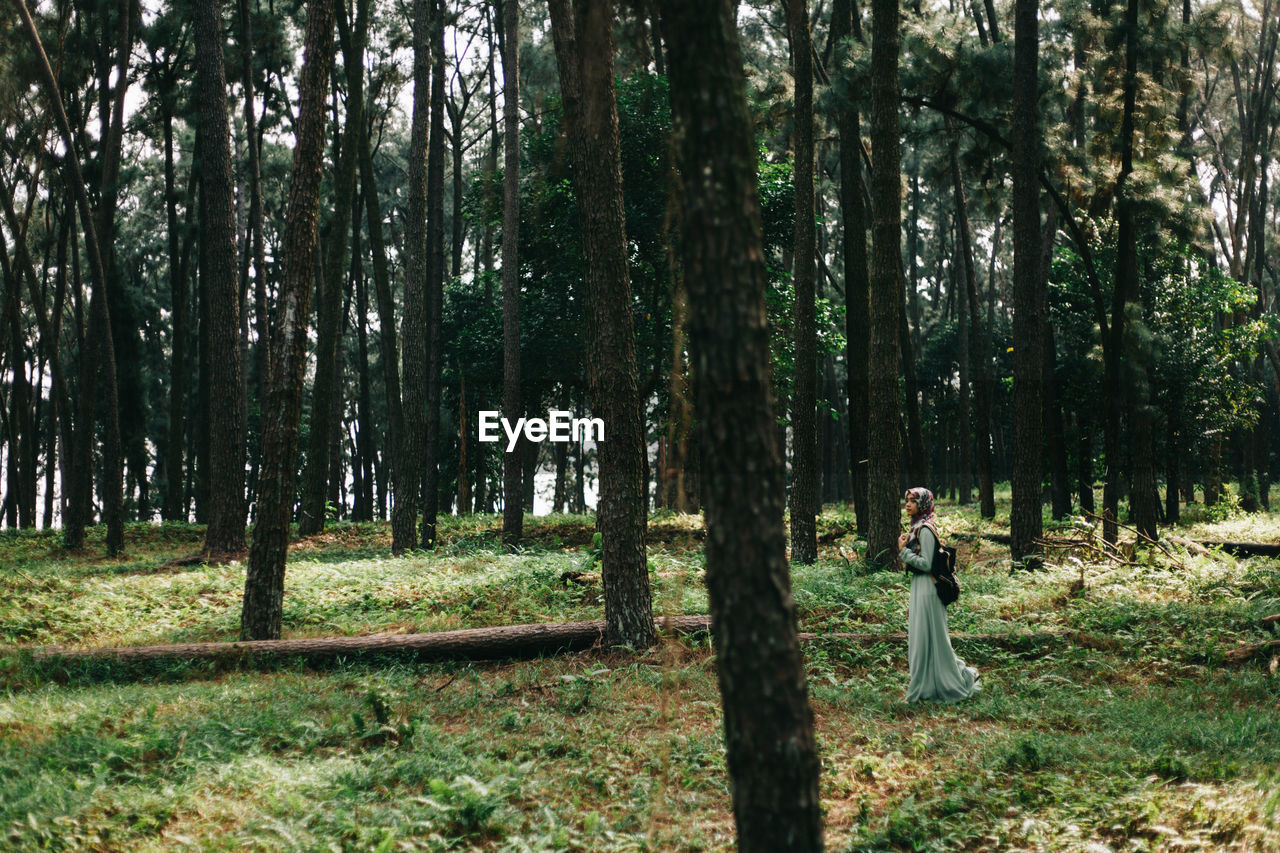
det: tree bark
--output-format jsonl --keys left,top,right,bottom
{"left": 1010, "top": 0, "right": 1044, "bottom": 567}
{"left": 299, "top": 0, "right": 368, "bottom": 536}
{"left": 832, "top": 0, "right": 870, "bottom": 536}
{"left": 399, "top": 0, "right": 433, "bottom": 552}
{"left": 660, "top": 0, "right": 823, "bottom": 846}
{"left": 241, "top": 0, "right": 337, "bottom": 640}
{"left": 423, "top": 0, "right": 447, "bottom": 546}
{"left": 899, "top": 278, "right": 927, "bottom": 485}
{"left": 499, "top": 0, "right": 523, "bottom": 543}
{"left": 548, "top": 0, "right": 654, "bottom": 650}
{"left": 194, "top": 0, "right": 247, "bottom": 557}
{"left": 868, "top": 0, "right": 903, "bottom": 568}
{"left": 947, "top": 122, "right": 994, "bottom": 517}
{"left": 788, "top": 0, "right": 818, "bottom": 565}
{"left": 359, "top": 124, "right": 411, "bottom": 553}
{"left": 352, "top": 191, "right": 375, "bottom": 522}
{"left": 1040, "top": 207, "right": 1071, "bottom": 520}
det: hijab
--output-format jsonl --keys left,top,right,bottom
{"left": 905, "top": 487, "right": 938, "bottom": 543}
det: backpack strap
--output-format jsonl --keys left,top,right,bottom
{"left": 911, "top": 521, "right": 940, "bottom": 549}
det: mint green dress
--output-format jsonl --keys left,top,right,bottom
{"left": 900, "top": 527, "right": 980, "bottom": 703}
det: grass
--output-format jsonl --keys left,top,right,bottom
{"left": 1, "top": 497, "right": 1278, "bottom": 851}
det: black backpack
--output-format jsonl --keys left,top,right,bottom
{"left": 932, "top": 538, "right": 960, "bottom": 606}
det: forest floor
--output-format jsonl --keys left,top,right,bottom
{"left": 1, "top": 497, "right": 1279, "bottom": 851}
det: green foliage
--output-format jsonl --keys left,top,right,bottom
{"left": 4, "top": 511, "right": 1280, "bottom": 849}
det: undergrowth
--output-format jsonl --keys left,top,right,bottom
{"left": 2, "top": 501, "right": 1278, "bottom": 850}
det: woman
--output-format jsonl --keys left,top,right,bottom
{"left": 897, "top": 487, "right": 980, "bottom": 703}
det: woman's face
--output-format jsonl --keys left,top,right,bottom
{"left": 905, "top": 497, "right": 918, "bottom": 517}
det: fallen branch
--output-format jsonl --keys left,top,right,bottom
{"left": 1222, "top": 639, "right": 1280, "bottom": 663}
{"left": 1263, "top": 615, "right": 1280, "bottom": 633}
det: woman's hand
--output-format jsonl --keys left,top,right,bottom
{"left": 897, "top": 533, "right": 909, "bottom": 551}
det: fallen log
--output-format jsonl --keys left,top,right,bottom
{"left": 1263, "top": 614, "right": 1280, "bottom": 633}
{"left": 31, "top": 616, "right": 715, "bottom": 664}
{"left": 1194, "top": 541, "right": 1280, "bottom": 559}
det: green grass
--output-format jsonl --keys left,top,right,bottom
{"left": 1, "top": 501, "right": 1278, "bottom": 850}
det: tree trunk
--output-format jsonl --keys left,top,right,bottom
{"left": 899, "top": 280, "right": 927, "bottom": 485}
{"left": 353, "top": 192, "right": 375, "bottom": 522}
{"left": 1077, "top": 412, "right": 1095, "bottom": 512}
{"left": 16, "top": 0, "right": 124, "bottom": 555}
{"left": 1010, "top": 0, "right": 1044, "bottom": 567}
{"left": 194, "top": 0, "right": 247, "bottom": 557}
{"left": 299, "top": 0, "right": 368, "bottom": 536}
{"left": 422, "top": 0, "right": 447, "bottom": 546}
{"left": 0, "top": 179, "right": 76, "bottom": 535}
{"left": 458, "top": 374, "right": 472, "bottom": 515}
{"left": 788, "top": 0, "right": 818, "bottom": 565}
{"left": 1040, "top": 207, "right": 1071, "bottom": 520}
{"left": 359, "top": 121, "right": 411, "bottom": 553}
{"left": 660, "top": 1, "right": 823, "bottom": 846}
{"left": 161, "top": 78, "right": 188, "bottom": 523}
{"left": 399, "top": 0, "right": 432, "bottom": 551}
{"left": 868, "top": 0, "right": 903, "bottom": 568}
{"left": 833, "top": 0, "right": 870, "bottom": 537}
{"left": 1164, "top": 418, "right": 1180, "bottom": 523}
{"left": 499, "top": 0, "right": 523, "bottom": 543}
{"left": 1114, "top": 0, "right": 1159, "bottom": 541}
{"left": 548, "top": 0, "right": 654, "bottom": 650}
{"left": 241, "top": 0, "right": 337, "bottom": 640}
{"left": 947, "top": 123, "right": 993, "bottom": 516}
{"left": 957, "top": 238, "right": 972, "bottom": 506}
{"left": 238, "top": 0, "right": 269, "bottom": 523}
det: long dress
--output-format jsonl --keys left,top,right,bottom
{"left": 900, "top": 526, "right": 980, "bottom": 703}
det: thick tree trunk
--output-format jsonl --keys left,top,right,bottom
{"left": 1114, "top": 0, "right": 1159, "bottom": 541}
{"left": 660, "top": 0, "right": 823, "bottom": 846}
{"left": 548, "top": 0, "right": 654, "bottom": 650}
{"left": 194, "top": 0, "right": 247, "bottom": 558}
{"left": 868, "top": 0, "right": 903, "bottom": 568}
{"left": 241, "top": 0, "right": 337, "bottom": 640}
{"left": 1010, "top": 0, "right": 1044, "bottom": 567}
{"left": 299, "top": 0, "right": 368, "bottom": 536}
{"left": 788, "top": 0, "right": 818, "bottom": 565}
{"left": 499, "top": 0, "right": 523, "bottom": 543}
{"left": 400, "top": 0, "right": 432, "bottom": 552}
{"left": 833, "top": 0, "right": 870, "bottom": 536}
